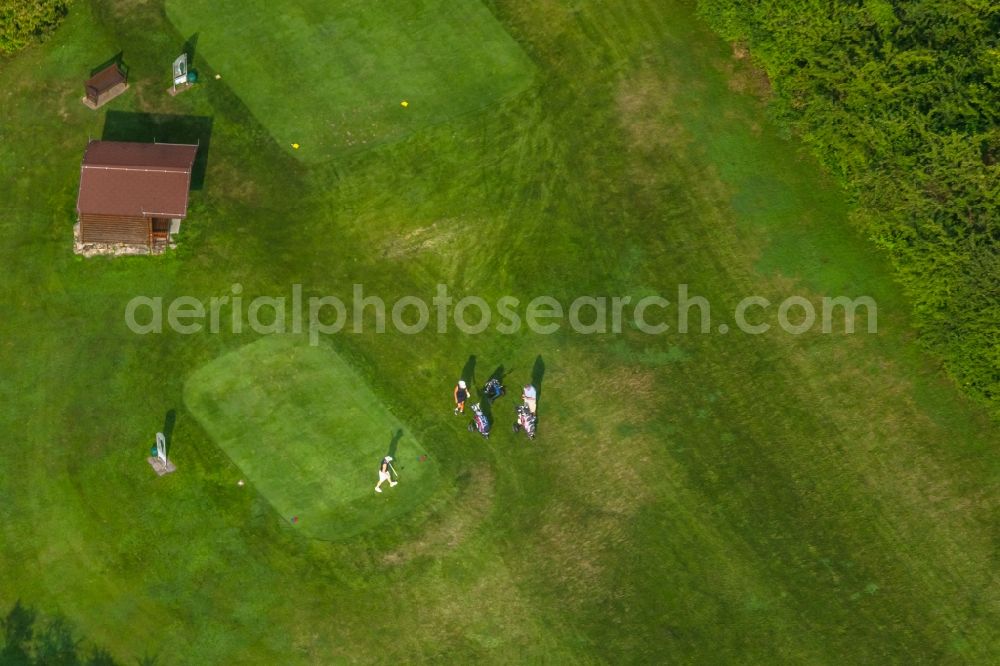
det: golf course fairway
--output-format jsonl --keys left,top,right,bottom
{"left": 0, "top": 0, "right": 996, "bottom": 662}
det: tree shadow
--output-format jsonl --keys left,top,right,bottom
{"left": 532, "top": 355, "right": 545, "bottom": 399}
{"left": 386, "top": 429, "right": 402, "bottom": 459}
{"left": 1, "top": 600, "right": 120, "bottom": 665}
{"left": 36, "top": 617, "right": 81, "bottom": 664}
{"left": 1, "top": 600, "right": 35, "bottom": 663}
{"left": 89, "top": 51, "right": 127, "bottom": 78}
{"left": 101, "top": 111, "right": 213, "bottom": 190}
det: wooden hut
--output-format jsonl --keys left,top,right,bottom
{"left": 76, "top": 140, "right": 199, "bottom": 249}
{"left": 83, "top": 63, "right": 128, "bottom": 109}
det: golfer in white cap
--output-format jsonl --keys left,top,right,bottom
{"left": 453, "top": 380, "right": 469, "bottom": 415}
{"left": 375, "top": 456, "right": 397, "bottom": 493}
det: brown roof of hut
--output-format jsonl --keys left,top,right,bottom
{"left": 76, "top": 141, "right": 199, "bottom": 218}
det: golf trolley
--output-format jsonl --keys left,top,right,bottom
{"left": 512, "top": 404, "right": 537, "bottom": 439}
{"left": 468, "top": 402, "right": 491, "bottom": 439}
{"left": 482, "top": 378, "right": 505, "bottom": 403}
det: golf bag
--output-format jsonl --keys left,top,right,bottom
{"left": 483, "top": 378, "right": 505, "bottom": 403}
{"left": 512, "top": 404, "right": 537, "bottom": 439}
{"left": 467, "top": 402, "right": 491, "bottom": 438}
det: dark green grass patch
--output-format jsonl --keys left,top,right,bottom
{"left": 165, "top": 0, "right": 534, "bottom": 161}
{"left": 185, "top": 336, "right": 439, "bottom": 539}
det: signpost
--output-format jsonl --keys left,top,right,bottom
{"left": 148, "top": 430, "right": 177, "bottom": 476}
{"left": 168, "top": 53, "right": 193, "bottom": 97}
{"left": 172, "top": 53, "right": 188, "bottom": 88}
{"left": 156, "top": 432, "right": 167, "bottom": 464}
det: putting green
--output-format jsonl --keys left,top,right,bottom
{"left": 166, "top": 0, "right": 535, "bottom": 161}
{"left": 184, "top": 336, "right": 438, "bottom": 540}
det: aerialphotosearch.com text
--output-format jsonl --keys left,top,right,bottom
{"left": 125, "top": 283, "right": 878, "bottom": 344}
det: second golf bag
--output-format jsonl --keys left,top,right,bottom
{"left": 468, "top": 403, "right": 491, "bottom": 439}
{"left": 512, "top": 404, "right": 537, "bottom": 439}
{"left": 483, "top": 378, "right": 505, "bottom": 403}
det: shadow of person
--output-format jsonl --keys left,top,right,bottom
{"left": 386, "top": 429, "right": 403, "bottom": 459}
{"left": 481, "top": 395, "right": 495, "bottom": 423}
{"left": 461, "top": 355, "right": 477, "bottom": 391}
{"left": 481, "top": 365, "right": 509, "bottom": 421}
{"left": 532, "top": 355, "right": 545, "bottom": 400}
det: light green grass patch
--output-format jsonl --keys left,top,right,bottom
{"left": 184, "top": 336, "right": 439, "bottom": 540}
{"left": 166, "top": 0, "right": 534, "bottom": 161}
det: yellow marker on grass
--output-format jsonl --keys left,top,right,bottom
{"left": 401, "top": 100, "right": 409, "bottom": 107}
{"left": 291, "top": 143, "right": 300, "bottom": 149}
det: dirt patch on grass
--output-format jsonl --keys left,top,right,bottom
{"left": 616, "top": 67, "right": 692, "bottom": 160}
{"left": 532, "top": 500, "right": 630, "bottom": 597}
{"left": 381, "top": 465, "right": 495, "bottom": 566}
{"left": 721, "top": 42, "right": 772, "bottom": 100}
{"left": 381, "top": 219, "right": 464, "bottom": 259}
{"left": 494, "top": 0, "right": 577, "bottom": 55}
{"left": 522, "top": 359, "right": 665, "bottom": 596}
{"left": 210, "top": 162, "right": 260, "bottom": 204}
{"left": 554, "top": 364, "right": 659, "bottom": 497}
{"left": 395, "top": 553, "right": 563, "bottom": 658}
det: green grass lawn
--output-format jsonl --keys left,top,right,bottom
{"left": 0, "top": 0, "right": 997, "bottom": 663}
{"left": 165, "top": 0, "right": 534, "bottom": 161}
{"left": 185, "top": 336, "right": 439, "bottom": 539}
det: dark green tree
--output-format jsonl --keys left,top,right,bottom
{"left": 698, "top": 0, "right": 1000, "bottom": 414}
{"left": 0, "top": 0, "right": 71, "bottom": 55}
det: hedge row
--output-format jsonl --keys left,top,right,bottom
{"left": 697, "top": 0, "right": 999, "bottom": 415}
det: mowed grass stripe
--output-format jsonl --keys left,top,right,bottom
{"left": 165, "top": 0, "right": 534, "bottom": 160}
{"left": 184, "top": 336, "right": 439, "bottom": 539}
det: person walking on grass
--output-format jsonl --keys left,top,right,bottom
{"left": 375, "top": 456, "right": 397, "bottom": 493}
{"left": 454, "top": 380, "right": 469, "bottom": 415}
{"left": 522, "top": 384, "right": 537, "bottom": 415}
